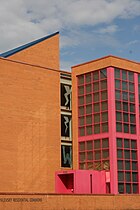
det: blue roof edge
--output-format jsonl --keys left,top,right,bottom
{"left": 0, "top": 31, "right": 59, "bottom": 58}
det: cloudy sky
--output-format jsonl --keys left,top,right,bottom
{"left": 0, "top": 0, "right": 140, "bottom": 70}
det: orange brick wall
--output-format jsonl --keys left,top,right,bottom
{"left": 0, "top": 57, "right": 60, "bottom": 193}
{"left": 8, "top": 33, "right": 60, "bottom": 70}
{"left": 0, "top": 194, "right": 140, "bottom": 210}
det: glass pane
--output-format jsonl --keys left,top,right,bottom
{"left": 94, "top": 124, "right": 100, "bottom": 134}
{"left": 131, "top": 140, "right": 136, "bottom": 149}
{"left": 116, "top": 101, "right": 121, "bottom": 110}
{"left": 102, "top": 138, "right": 109, "bottom": 148}
{"left": 118, "top": 172, "right": 124, "bottom": 181}
{"left": 78, "top": 75, "right": 84, "bottom": 85}
{"left": 79, "top": 96, "right": 84, "bottom": 105}
{"left": 79, "top": 127, "right": 85, "bottom": 136}
{"left": 115, "top": 80, "right": 120, "bottom": 89}
{"left": 79, "top": 117, "right": 84, "bottom": 126}
{"left": 126, "top": 184, "right": 131, "bottom": 193}
{"left": 86, "top": 126, "right": 92, "bottom": 135}
{"left": 116, "top": 112, "right": 122, "bottom": 121}
{"left": 79, "top": 106, "right": 84, "bottom": 116}
{"left": 132, "top": 172, "right": 138, "bottom": 182}
{"left": 102, "top": 123, "right": 108, "bottom": 132}
{"left": 86, "top": 73, "right": 91, "bottom": 83}
{"left": 115, "top": 68, "right": 120, "bottom": 78}
{"left": 94, "top": 140, "right": 100, "bottom": 149}
{"left": 86, "top": 84, "right": 91, "bottom": 93}
{"left": 87, "top": 141, "right": 92, "bottom": 150}
{"left": 102, "top": 150, "right": 109, "bottom": 158}
{"left": 86, "top": 115, "right": 92, "bottom": 124}
{"left": 124, "top": 124, "right": 129, "bottom": 133}
{"left": 122, "top": 92, "right": 128, "bottom": 101}
{"left": 79, "top": 152, "right": 85, "bottom": 161}
{"left": 102, "top": 160, "right": 110, "bottom": 170}
{"left": 116, "top": 90, "right": 121, "bottom": 100}
{"left": 93, "top": 103, "right": 100, "bottom": 112}
{"left": 129, "top": 83, "right": 134, "bottom": 92}
{"left": 132, "top": 161, "right": 137, "bottom": 170}
{"left": 117, "top": 149, "right": 123, "bottom": 158}
{"left": 87, "top": 152, "right": 93, "bottom": 160}
{"left": 123, "top": 102, "right": 128, "bottom": 111}
{"left": 125, "top": 161, "right": 130, "bottom": 170}
{"left": 79, "top": 163, "right": 85, "bottom": 169}
{"left": 124, "top": 150, "right": 130, "bottom": 159}
{"left": 95, "top": 151, "right": 101, "bottom": 160}
{"left": 116, "top": 122, "right": 122, "bottom": 132}
{"left": 122, "top": 70, "right": 127, "bottom": 80}
{"left": 125, "top": 172, "right": 131, "bottom": 182}
{"left": 86, "top": 94, "right": 92, "bottom": 103}
{"left": 78, "top": 86, "right": 84, "bottom": 95}
{"left": 93, "top": 82, "right": 99, "bottom": 91}
{"left": 79, "top": 142, "right": 85, "bottom": 151}
{"left": 101, "top": 101, "right": 108, "bottom": 111}
{"left": 100, "top": 69, "right": 107, "bottom": 79}
{"left": 118, "top": 160, "right": 123, "bottom": 170}
{"left": 94, "top": 114, "right": 100, "bottom": 123}
{"left": 124, "top": 139, "right": 129, "bottom": 148}
{"left": 86, "top": 105, "right": 92, "bottom": 114}
{"left": 133, "top": 184, "right": 138, "bottom": 193}
{"left": 93, "top": 71, "right": 99, "bottom": 81}
{"left": 87, "top": 162, "right": 93, "bottom": 169}
{"left": 94, "top": 92, "right": 99, "bottom": 102}
{"left": 118, "top": 184, "right": 124, "bottom": 193}
{"left": 122, "top": 81, "right": 127, "bottom": 91}
{"left": 101, "top": 112, "right": 108, "bottom": 122}
{"left": 128, "top": 72, "right": 134, "bottom": 82}
{"left": 130, "top": 125, "right": 136, "bottom": 134}
{"left": 130, "top": 104, "right": 135, "bottom": 112}
{"left": 117, "top": 138, "right": 122, "bottom": 147}
{"left": 101, "top": 80, "right": 107, "bottom": 89}
{"left": 101, "top": 91, "right": 107, "bottom": 100}
{"left": 123, "top": 113, "right": 128, "bottom": 122}
{"left": 131, "top": 151, "right": 137, "bottom": 160}
{"left": 130, "top": 93, "right": 134, "bottom": 102}
{"left": 130, "top": 114, "right": 135, "bottom": 123}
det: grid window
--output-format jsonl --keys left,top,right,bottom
{"left": 117, "top": 138, "right": 138, "bottom": 194}
{"left": 79, "top": 138, "right": 109, "bottom": 171}
{"left": 78, "top": 69, "right": 108, "bottom": 136}
{"left": 115, "top": 69, "right": 136, "bottom": 134}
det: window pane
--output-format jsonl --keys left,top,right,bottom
{"left": 87, "top": 141, "right": 92, "bottom": 150}
{"left": 123, "top": 102, "right": 128, "bottom": 112}
{"left": 123, "top": 113, "right": 128, "bottom": 122}
{"left": 95, "top": 151, "right": 101, "bottom": 160}
{"left": 94, "top": 92, "right": 99, "bottom": 102}
{"left": 101, "top": 80, "right": 107, "bottom": 89}
{"left": 79, "top": 106, "right": 84, "bottom": 116}
{"left": 116, "top": 122, "right": 122, "bottom": 132}
{"left": 102, "top": 123, "right": 108, "bottom": 132}
{"left": 122, "top": 92, "right": 128, "bottom": 101}
{"left": 129, "top": 83, "right": 134, "bottom": 92}
{"left": 101, "top": 91, "right": 107, "bottom": 100}
{"left": 126, "top": 184, "right": 131, "bottom": 193}
{"left": 100, "top": 69, "right": 107, "bottom": 79}
{"left": 133, "top": 184, "right": 138, "bottom": 193}
{"left": 93, "top": 71, "right": 99, "bottom": 81}
{"left": 94, "top": 140, "right": 100, "bottom": 149}
{"left": 115, "top": 80, "right": 120, "bottom": 89}
{"left": 124, "top": 139, "right": 129, "bottom": 148}
{"left": 122, "top": 71, "right": 127, "bottom": 80}
{"left": 130, "top": 104, "right": 135, "bottom": 112}
{"left": 94, "top": 124, "right": 100, "bottom": 134}
{"left": 86, "top": 84, "right": 91, "bottom": 93}
{"left": 80, "top": 152, "right": 85, "bottom": 161}
{"left": 94, "top": 114, "right": 100, "bottom": 123}
{"left": 102, "top": 150, "right": 109, "bottom": 158}
{"left": 87, "top": 152, "right": 93, "bottom": 160}
{"left": 132, "top": 162, "right": 137, "bottom": 170}
{"left": 102, "top": 138, "right": 109, "bottom": 148}
{"left": 116, "top": 101, "right": 121, "bottom": 110}
{"left": 124, "top": 124, "right": 129, "bottom": 133}
{"left": 131, "top": 151, "right": 137, "bottom": 160}
{"left": 132, "top": 172, "right": 138, "bottom": 182}
{"left": 79, "top": 117, "right": 84, "bottom": 126}
{"left": 93, "top": 82, "right": 99, "bottom": 91}
{"left": 116, "top": 90, "right": 121, "bottom": 100}
{"left": 78, "top": 86, "right": 84, "bottom": 95}
{"left": 130, "top": 114, "right": 135, "bottom": 123}
{"left": 128, "top": 72, "right": 134, "bottom": 82}
{"left": 78, "top": 75, "right": 84, "bottom": 85}
{"left": 125, "top": 161, "right": 130, "bottom": 170}
{"left": 79, "top": 96, "right": 84, "bottom": 105}
{"left": 86, "top": 73, "right": 91, "bottom": 83}
{"left": 117, "top": 138, "right": 123, "bottom": 147}
{"left": 122, "top": 81, "right": 127, "bottom": 91}
{"left": 87, "top": 162, "right": 93, "bottom": 169}
{"left": 118, "top": 160, "right": 123, "bottom": 170}
{"left": 86, "top": 115, "right": 92, "bottom": 124}
{"left": 124, "top": 150, "right": 130, "bottom": 159}
{"left": 101, "top": 112, "right": 108, "bottom": 122}
{"left": 130, "top": 93, "right": 134, "bottom": 102}
{"left": 93, "top": 103, "right": 100, "bottom": 112}
{"left": 118, "top": 184, "right": 124, "bottom": 193}
{"left": 101, "top": 101, "right": 108, "bottom": 111}
{"left": 116, "top": 112, "right": 122, "bottom": 121}
{"left": 117, "top": 149, "right": 123, "bottom": 158}
{"left": 86, "top": 126, "right": 92, "bottom": 135}
{"left": 86, "top": 94, "right": 92, "bottom": 103}
{"left": 79, "top": 127, "right": 85, "bottom": 136}
{"left": 131, "top": 140, "right": 136, "bottom": 149}
{"left": 79, "top": 142, "right": 85, "bottom": 151}
{"left": 125, "top": 172, "right": 131, "bottom": 182}
{"left": 118, "top": 172, "right": 124, "bottom": 181}
{"left": 115, "top": 68, "right": 120, "bottom": 78}
{"left": 130, "top": 125, "right": 136, "bottom": 134}
{"left": 86, "top": 105, "right": 92, "bottom": 114}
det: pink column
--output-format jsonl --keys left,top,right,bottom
{"left": 107, "top": 67, "right": 118, "bottom": 194}
{"left": 134, "top": 73, "right": 140, "bottom": 193}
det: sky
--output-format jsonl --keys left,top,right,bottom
{"left": 0, "top": 0, "right": 140, "bottom": 71}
